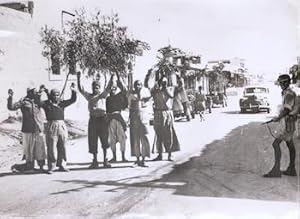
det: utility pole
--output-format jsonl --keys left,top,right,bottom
{"left": 61, "top": 10, "right": 75, "bottom": 32}
{"left": 59, "top": 10, "right": 75, "bottom": 99}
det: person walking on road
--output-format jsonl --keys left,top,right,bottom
{"left": 38, "top": 84, "right": 77, "bottom": 174}
{"left": 195, "top": 86, "right": 206, "bottom": 121}
{"left": 7, "top": 86, "right": 47, "bottom": 172}
{"left": 106, "top": 73, "right": 128, "bottom": 162}
{"left": 77, "top": 71, "right": 113, "bottom": 168}
{"left": 205, "top": 93, "right": 212, "bottom": 114}
{"left": 264, "top": 74, "right": 299, "bottom": 178}
{"left": 128, "top": 80, "right": 151, "bottom": 167}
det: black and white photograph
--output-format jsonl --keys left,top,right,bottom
{"left": 0, "top": 0, "right": 300, "bottom": 218}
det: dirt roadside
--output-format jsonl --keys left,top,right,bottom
{"left": 0, "top": 116, "right": 87, "bottom": 171}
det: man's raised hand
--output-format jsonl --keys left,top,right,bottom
{"left": 8, "top": 89, "right": 13, "bottom": 97}
{"left": 39, "top": 84, "right": 49, "bottom": 94}
{"left": 77, "top": 71, "right": 81, "bottom": 78}
{"left": 70, "top": 82, "right": 76, "bottom": 91}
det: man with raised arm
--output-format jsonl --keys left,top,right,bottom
{"left": 106, "top": 73, "right": 128, "bottom": 162}
{"left": 38, "top": 84, "right": 77, "bottom": 174}
{"left": 145, "top": 71, "right": 180, "bottom": 161}
{"left": 77, "top": 71, "right": 113, "bottom": 168}
{"left": 7, "top": 86, "right": 46, "bottom": 172}
{"left": 128, "top": 80, "right": 152, "bottom": 167}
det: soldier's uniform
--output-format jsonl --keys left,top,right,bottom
{"left": 276, "top": 87, "right": 298, "bottom": 141}
{"left": 264, "top": 74, "right": 298, "bottom": 178}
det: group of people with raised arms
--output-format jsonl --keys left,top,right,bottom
{"left": 8, "top": 70, "right": 181, "bottom": 173}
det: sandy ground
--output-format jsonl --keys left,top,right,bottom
{"left": 0, "top": 116, "right": 87, "bottom": 171}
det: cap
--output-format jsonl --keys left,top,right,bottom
{"left": 27, "top": 86, "right": 35, "bottom": 91}
{"left": 277, "top": 74, "right": 291, "bottom": 83}
{"left": 50, "top": 88, "right": 60, "bottom": 95}
{"left": 27, "top": 86, "right": 37, "bottom": 93}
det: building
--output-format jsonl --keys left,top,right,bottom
{"left": 0, "top": 1, "right": 33, "bottom": 17}
{"left": 0, "top": 6, "right": 81, "bottom": 121}
{"left": 172, "top": 54, "right": 209, "bottom": 94}
{"left": 207, "top": 57, "right": 249, "bottom": 87}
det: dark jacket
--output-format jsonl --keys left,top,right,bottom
{"left": 39, "top": 91, "right": 77, "bottom": 121}
{"left": 7, "top": 96, "right": 44, "bottom": 133}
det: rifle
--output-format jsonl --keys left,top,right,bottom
{"left": 261, "top": 119, "right": 273, "bottom": 125}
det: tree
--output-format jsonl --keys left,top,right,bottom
{"left": 40, "top": 8, "right": 150, "bottom": 84}
{"left": 207, "top": 62, "right": 228, "bottom": 93}
{"left": 40, "top": 28, "right": 66, "bottom": 75}
{"left": 150, "top": 45, "right": 206, "bottom": 88}
{"left": 150, "top": 45, "right": 184, "bottom": 83}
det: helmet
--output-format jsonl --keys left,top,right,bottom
{"left": 277, "top": 74, "right": 291, "bottom": 83}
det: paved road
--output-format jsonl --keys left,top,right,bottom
{"left": 121, "top": 117, "right": 300, "bottom": 219}
{"left": 0, "top": 94, "right": 299, "bottom": 219}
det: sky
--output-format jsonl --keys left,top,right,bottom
{"left": 32, "top": 0, "right": 299, "bottom": 80}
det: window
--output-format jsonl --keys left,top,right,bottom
{"left": 245, "top": 87, "right": 267, "bottom": 94}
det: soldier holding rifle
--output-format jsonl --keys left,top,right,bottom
{"left": 263, "top": 74, "right": 299, "bottom": 177}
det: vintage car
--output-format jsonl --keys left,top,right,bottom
{"left": 239, "top": 86, "right": 270, "bottom": 113}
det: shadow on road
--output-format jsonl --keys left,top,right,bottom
{"left": 67, "top": 160, "right": 135, "bottom": 166}
{"left": 222, "top": 110, "right": 270, "bottom": 115}
{"left": 52, "top": 122, "right": 300, "bottom": 202}
{"left": 174, "top": 118, "right": 189, "bottom": 123}
{"left": 0, "top": 170, "right": 47, "bottom": 177}
{"left": 68, "top": 165, "right": 134, "bottom": 172}
{"left": 51, "top": 178, "right": 174, "bottom": 195}
{"left": 0, "top": 164, "right": 135, "bottom": 178}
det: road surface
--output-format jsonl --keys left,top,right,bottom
{"left": 0, "top": 92, "right": 299, "bottom": 219}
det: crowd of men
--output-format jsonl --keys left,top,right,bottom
{"left": 8, "top": 71, "right": 180, "bottom": 174}
{"left": 6, "top": 71, "right": 300, "bottom": 178}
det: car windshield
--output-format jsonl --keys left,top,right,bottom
{"left": 245, "top": 87, "right": 267, "bottom": 94}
